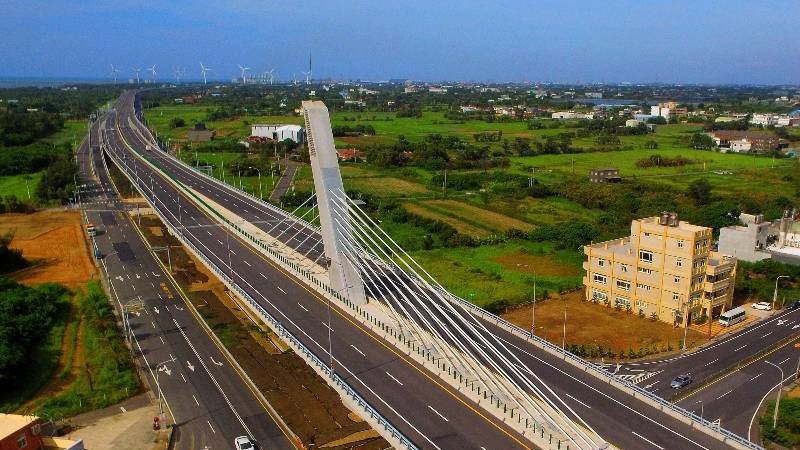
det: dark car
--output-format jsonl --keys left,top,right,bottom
{"left": 670, "top": 374, "right": 692, "bottom": 389}
{"left": 788, "top": 300, "right": 800, "bottom": 311}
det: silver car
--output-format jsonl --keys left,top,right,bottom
{"left": 670, "top": 374, "right": 692, "bottom": 389}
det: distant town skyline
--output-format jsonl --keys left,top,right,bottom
{"left": 1, "top": 0, "right": 798, "bottom": 85}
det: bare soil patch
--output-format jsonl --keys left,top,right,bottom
{"left": 0, "top": 210, "right": 97, "bottom": 289}
{"left": 502, "top": 290, "right": 709, "bottom": 356}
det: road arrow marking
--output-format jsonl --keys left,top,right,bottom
{"left": 210, "top": 356, "right": 224, "bottom": 367}
{"left": 187, "top": 361, "right": 195, "bottom": 372}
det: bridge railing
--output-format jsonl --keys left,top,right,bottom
{"left": 101, "top": 133, "right": 418, "bottom": 450}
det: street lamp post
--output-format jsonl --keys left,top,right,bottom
{"left": 765, "top": 360, "right": 785, "bottom": 429}
{"left": 248, "top": 166, "right": 263, "bottom": 200}
{"left": 773, "top": 275, "right": 790, "bottom": 310}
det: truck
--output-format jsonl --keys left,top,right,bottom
{"left": 86, "top": 223, "right": 97, "bottom": 237}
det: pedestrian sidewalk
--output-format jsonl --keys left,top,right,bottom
{"left": 63, "top": 393, "right": 170, "bottom": 450}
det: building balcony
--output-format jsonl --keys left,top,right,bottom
{"left": 704, "top": 278, "right": 731, "bottom": 293}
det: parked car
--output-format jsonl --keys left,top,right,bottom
{"left": 234, "top": 436, "right": 255, "bottom": 450}
{"left": 788, "top": 300, "right": 800, "bottom": 311}
{"left": 670, "top": 374, "right": 692, "bottom": 389}
{"left": 752, "top": 301, "right": 773, "bottom": 311}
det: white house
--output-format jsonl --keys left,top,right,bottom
{"left": 251, "top": 124, "right": 305, "bottom": 143}
{"left": 729, "top": 139, "right": 752, "bottom": 153}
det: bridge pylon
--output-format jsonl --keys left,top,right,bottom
{"left": 302, "top": 100, "right": 367, "bottom": 305}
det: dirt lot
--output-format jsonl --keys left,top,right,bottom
{"left": 138, "top": 216, "right": 387, "bottom": 450}
{"left": 503, "top": 290, "right": 709, "bottom": 357}
{"left": 0, "top": 210, "right": 97, "bottom": 289}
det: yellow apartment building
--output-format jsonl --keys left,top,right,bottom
{"left": 583, "top": 212, "right": 737, "bottom": 327}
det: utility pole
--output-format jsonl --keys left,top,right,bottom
{"left": 531, "top": 271, "right": 536, "bottom": 336}
{"left": 773, "top": 275, "right": 790, "bottom": 310}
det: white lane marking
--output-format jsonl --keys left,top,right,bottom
{"left": 151, "top": 321, "right": 156, "bottom": 329}
{"left": 193, "top": 394, "right": 200, "bottom": 406}
{"left": 716, "top": 389, "right": 733, "bottom": 400}
{"left": 277, "top": 286, "right": 287, "bottom": 295}
{"left": 734, "top": 344, "right": 747, "bottom": 351}
{"left": 321, "top": 322, "right": 333, "bottom": 332}
{"left": 501, "top": 338, "right": 710, "bottom": 450}
{"left": 159, "top": 336, "right": 165, "bottom": 344}
{"left": 427, "top": 405, "right": 449, "bottom": 422}
{"left": 762, "top": 332, "right": 773, "bottom": 338}
{"left": 749, "top": 373, "right": 763, "bottom": 382}
{"left": 207, "top": 231, "right": 212, "bottom": 236}
{"left": 207, "top": 420, "right": 215, "bottom": 434}
{"left": 151, "top": 282, "right": 155, "bottom": 288}
{"left": 230, "top": 250, "right": 236, "bottom": 255}
{"left": 565, "top": 392, "right": 592, "bottom": 409}
{"left": 385, "top": 371, "right": 404, "bottom": 386}
{"left": 260, "top": 273, "right": 269, "bottom": 280}
{"left": 350, "top": 344, "right": 366, "bottom": 357}
{"left": 243, "top": 260, "right": 251, "bottom": 267}
{"left": 778, "top": 357, "right": 790, "bottom": 365}
{"left": 131, "top": 284, "right": 136, "bottom": 291}
{"left": 217, "top": 239, "right": 223, "bottom": 245}
{"left": 632, "top": 431, "right": 664, "bottom": 449}
{"left": 297, "top": 303, "right": 309, "bottom": 312}
{"left": 180, "top": 373, "right": 186, "bottom": 383}
{"left": 704, "top": 358, "right": 718, "bottom": 367}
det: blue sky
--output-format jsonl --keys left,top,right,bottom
{"left": 1, "top": 0, "right": 798, "bottom": 84}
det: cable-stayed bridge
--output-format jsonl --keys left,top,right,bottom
{"left": 96, "top": 90, "right": 762, "bottom": 450}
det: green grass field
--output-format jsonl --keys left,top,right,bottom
{"left": 407, "top": 241, "right": 583, "bottom": 308}
{"left": 0, "top": 173, "right": 41, "bottom": 200}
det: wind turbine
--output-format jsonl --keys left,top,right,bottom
{"left": 174, "top": 66, "right": 185, "bottom": 84}
{"left": 237, "top": 64, "right": 250, "bottom": 85}
{"left": 302, "top": 70, "right": 311, "bottom": 85}
{"left": 132, "top": 67, "right": 142, "bottom": 84}
{"left": 200, "top": 62, "right": 212, "bottom": 85}
{"left": 148, "top": 65, "right": 157, "bottom": 83}
{"left": 267, "top": 68, "right": 276, "bottom": 85}
{"left": 110, "top": 64, "right": 120, "bottom": 84}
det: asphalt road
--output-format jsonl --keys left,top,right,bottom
{"left": 609, "top": 308, "right": 800, "bottom": 398}
{"left": 105, "top": 90, "right": 747, "bottom": 450}
{"left": 77, "top": 114, "right": 297, "bottom": 450}
{"left": 674, "top": 329, "right": 800, "bottom": 438}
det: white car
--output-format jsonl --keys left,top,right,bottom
{"left": 234, "top": 436, "right": 254, "bottom": 450}
{"left": 752, "top": 301, "right": 773, "bottom": 311}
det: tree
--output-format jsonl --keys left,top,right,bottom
{"left": 691, "top": 133, "right": 716, "bottom": 150}
{"left": 687, "top": 178, "right": 712, "bottom": 206}
{"left": 169, "top": 117, "right": 186, "bottom": 128}
{"left": 644, "top": 140, "right": 659, "bottom": 149}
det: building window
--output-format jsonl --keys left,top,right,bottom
{"left": 617, "top": 280, "right": 631, "bottom": 291}
{"left": 615, "top": 296, "right": 631, "bottom": 308}
{"left": 592, "top": 290, "right": 608, "bottom": 302}
{"left": 673, "top": 276, "right": 681, "bottom": 283}
{"left": 639, "top": 250, "right": 654, "bottom": 263}
{"left": 593, "top": 273, "right": 607, "bottom": 285}
{"left": 676, "top": 258, "right": 683, "bottom": 267}
{"left": 636, "top": 283, "right": 652, "bottom": 291}
{"left": 638, "top": 267, "right": 653, "bottom": 275}
{"left": 673, "top": 293, "right": 680, "bottom": 301}
{"left": 17, "top": 434, "right": 27, "bottom": 449}
{"left": 677, "top": 240, "right": 685, "bottom": 248}
{"left": 597, "top": 258, "right": 606, "bottom": 267}
{"left": 620, "top": 264, "right": 629, "bottom": 273}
